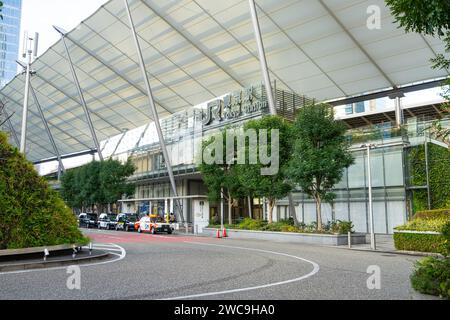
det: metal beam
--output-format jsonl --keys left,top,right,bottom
{"left": 0, "top": 89, "right": 93, "bottom": 151}
{"left": 110, "top": 130, "right": 128, "bottom": 159}
{"left": 318, "top": 0, "right": 397, "bottom": 89}
{"left": 63, "top": 31, "right": 178, "bottom": 115}
{"left": 37, "top": 55, "right": 125, "bottom": 134}
{"left": 33, "top": 149, "right": 97, "bottom": 165}
{"left": 54, "top": 26, "right": 104, "bottom": 161}
{"left": 255, "top": 3, "right": 347, "bottom": 96}
{"left": 192, "top": 0, "right": 296, "bottom": 94}
{"left": 420, "top": 35, "right": 450, "bottom": 76}
{"left": 29, "top": 80, "right": 65, "bottom": 173}
{"left": 4, "top": 112, "right": 20, "bottom": 147}
{"left": 124, "top": 0, "right": 182, "bottom": 221}
{"left": 139, "top": 0, "right": 246, "bottom": 90}
{"left": 103, "top": 5, "right": 218, "bottom": 99}
{"left": 327, "top": 78, "right": 449, "bottom": 106}
{"left": 249, "top": 0, "right": 276, "bottom": 115}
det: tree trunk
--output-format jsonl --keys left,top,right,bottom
{"left": 228, "top": 192, "right": 233, "bottom": 225}
{"left": 288, "top": 193, "right": 299, "bottom": 226}
{"left": 268, "top": 198, "right": 275, "bottom": 224}
{"left": 248, "top": 196, "right": 253, "bottom": 219}
{"left": 315, "top": 194, "right": 323, "bottom": 231}
{"left": 228, "top": 197, "right": 233, "bottom": 225}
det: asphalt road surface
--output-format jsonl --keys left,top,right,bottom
{"left": 0, "top": 229, "right": 437, "bottom": 300}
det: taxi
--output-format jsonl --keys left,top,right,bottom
{"left": 137, "top": 215, "right": 173, "bottom": 235}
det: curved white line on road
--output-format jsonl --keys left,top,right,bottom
{"left": 0, "top": 243, "right": 126, "bottom": 275}
{"left": 162, "top": 241, "right": 320, "bottom": 300}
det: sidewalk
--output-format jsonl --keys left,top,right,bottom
{"left": 342, "top": 236, "right": 443, "bottom": 257}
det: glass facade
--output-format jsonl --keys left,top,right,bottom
{"left": 0, "top": 0, "right": 22, "bottom": 88}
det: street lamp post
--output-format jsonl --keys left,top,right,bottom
{"left": 363, "top": 143, "right": 376, "bottom": 250}
{"left": 19, "top": 32, "right": 39, "bottom": 155}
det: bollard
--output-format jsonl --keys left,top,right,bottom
{"left": 43, "top": 248, "right": 49, "bottom": 262}
{"left": 72, "top": 245, "right": 78, "bottom": 259}
{"left": 348, "top": 232, "right": 352, "bottom": 249}
{"left": 89, "top": 242, "right": 93, "bottom": 256}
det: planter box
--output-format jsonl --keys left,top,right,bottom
{"left": 202, "top": 228, "right": 366, "bottom": 246}
{"left": 393, "top": 230, "right": 448, "bottom": 256}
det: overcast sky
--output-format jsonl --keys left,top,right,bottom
{"left": 19, "top": 0, "right": 108, "bottom": 57}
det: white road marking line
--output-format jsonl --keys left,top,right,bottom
{"left": 162, "top": 241, "right": 320, "bottom": 300}
{"left": 0, "top": 244, "right": 126, "bottom": 275}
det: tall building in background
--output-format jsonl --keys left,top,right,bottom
{"left": 0, "top": 0, "right": 22, "bottom": 88}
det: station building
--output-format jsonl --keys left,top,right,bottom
{"left": 0, "top": 0, "right": 448, "bottom": 235}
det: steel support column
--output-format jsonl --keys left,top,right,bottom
{"left": 123, "top": 0, "right": 182, "bottom": 220}
{"left": 248, "top": 0, "right": 276, "bottom": 116}
{"left": 395, "top": 97, "right": 404, "bottom": 128}
{"left": 5, "top": 113, "right": 20, "bottom": 147}
{"left": 29, "top": 81, "right": 65, "bottom": 174}
{"left": 54, "top": 26, "right": 104, "bottom": 161}
{"left": 20, "top": 51, "right": 32, "bottom": 154}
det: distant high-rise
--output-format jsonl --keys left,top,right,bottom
{"left": 0, "top": 0, "right": 22, "bottom": 88}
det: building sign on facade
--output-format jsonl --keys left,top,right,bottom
{"left": 202, "top": 86, "right": 269, "bottom": 126}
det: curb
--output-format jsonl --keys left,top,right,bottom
{"left": 0, "top": 251, "right": 111, "bottom": 273}
{"left": 341, "top": 247, "right": 445, "bottom": 258}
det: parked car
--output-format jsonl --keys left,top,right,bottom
{"left": 115, "top": 214, "right": 139, "bottom": 232}
{"left": 137, "top": 215, "right": 172, "bottom": 235}
{"left": 78, "top": 213, "right": 98, "bottom": 229}
{"left": 97, "top": 213, "right": 117, "bottom": 230}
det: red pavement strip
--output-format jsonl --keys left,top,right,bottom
{"left": 87, "top": 231, "right": 212, "bottom": 244}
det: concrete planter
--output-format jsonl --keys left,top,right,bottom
{"left": 203, "top": 228, "right": 366, "bottom": 246}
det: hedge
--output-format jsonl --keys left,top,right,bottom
{"left": 0, "top": 132, "right": 88, "bottom": 249}
{"left": 413, "top": 209, "right": 450, "bottom": 220}
{"left": 394, "top": 232, "right": 449, "bottom": 256}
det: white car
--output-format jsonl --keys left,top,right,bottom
{"left": 97, "top": 213, "right": 117, "bottom": 230}
{"left": 137, "top": 215, "right": 172, "bottom": 235}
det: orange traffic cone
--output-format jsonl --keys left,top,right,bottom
{"left": 222, "top": 228, "right": 228, "bottom": 238}
{"left": 216, "top": 229, "right": 222, "bottom": 239}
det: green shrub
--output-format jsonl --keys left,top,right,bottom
{"left": 0, "top": 132, "right": 87, "bottom": 249}
{"left": 397, "top": 217, "right": 449, "bottom": 233}
{"left": 330, "top": 220, "right": 354, "bottom": 234}
{"left": 410, "top": 257, "right": 450, "bottom": 299}
{"left": 413, "top": 209, "right": 450, "bottom": 221}
{"left": 238, "top": 218, "right": 267, "bottom": 231}
{"left": 394, "top": 232, "right": 449, "bottom": 256}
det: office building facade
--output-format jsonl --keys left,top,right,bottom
{"left": 0, "top": 0, "right": 22, "bottom": 88}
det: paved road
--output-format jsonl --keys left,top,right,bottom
{"left": 0, "top": 229, "right": 436, "bottom": 300}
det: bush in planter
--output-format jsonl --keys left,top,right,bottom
{"left": 394, "top": 232, "right": 448, "bottom": 256}
{"left": 413, "top": 209, "right": 450, "bottom": 221}
{"left": 0, "top": 132, "right": 87, "bottom": 249}
{"left": 394, "top": 213, "right": 449, "bottom": 256}
{"left": 410, "top": 257, "right": 450, "bottom": 299}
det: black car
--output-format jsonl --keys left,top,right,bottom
{"left": 115, "top": 214, "right": 139, "bottom": 232}
{"left": 78, "top": 213, "right": 98, "bottom": 229}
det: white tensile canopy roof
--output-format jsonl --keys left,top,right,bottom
{"left": 0, "top": 0, "right": 448, "bottom": 162}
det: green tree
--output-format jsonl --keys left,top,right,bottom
{"left": 236, "top": 116, "right": 293, "bottom": 224}
{"left": 100, "top": 159, "right": 136, "bottom": 210}
{"left": 199, "top": 130, "right": 245, "bottom": 225}
{"left": 0, "top": 132, "right": 86, "bottom": 249}
{"left": 287, "top": 104, "right": 354, "bottom": 231}
{"left": 61, "top": 159, "right": 135, "bottom": 213}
